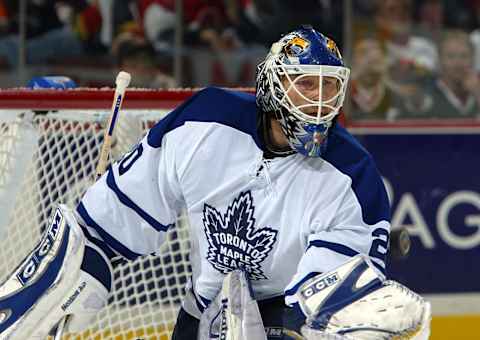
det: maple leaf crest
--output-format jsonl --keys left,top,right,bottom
{"left": 202, "top": 191, "right": 278, "bottom": 280}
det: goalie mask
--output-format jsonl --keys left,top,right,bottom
{"left": 256, "top": 26, "right": 350, "bottom": 157}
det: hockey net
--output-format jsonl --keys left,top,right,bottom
{"left": 0, "top": 88, "right": 200, "bottom": 340}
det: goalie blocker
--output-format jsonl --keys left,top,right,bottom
{"left": 0, "top": 205, "right": 112, "bottom": 339}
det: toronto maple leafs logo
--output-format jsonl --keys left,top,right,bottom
{"left": 203, "top": 191, "right": 278, "bottom": 280}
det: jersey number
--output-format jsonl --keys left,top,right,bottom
{"left": 369, "top": 228, "right": 389, "bottom": 262}
{"left": 118, "top": 144, "right": 143, "bottom": 176}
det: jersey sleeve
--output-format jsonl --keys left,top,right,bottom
{"left": 76, "top": 87, "right": 256, "bottom": 261}
{"left": 284, "top": 153, "right": 391, "bottom": 306}
{"left": 76, "top": 121, "right": 184, "bottom": 260}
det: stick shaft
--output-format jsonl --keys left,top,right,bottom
{"left": 95, "top": 71, "right": 131, "bottom": 179}
{"left": 95, "top": 92, "right": 125, "bottom": 179}
{"left": 53, "top": 315, "right": 68, "bottom": 340}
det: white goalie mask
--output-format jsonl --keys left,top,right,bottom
{"left": 256, "top": 26, "right": 350, "bottom": 157}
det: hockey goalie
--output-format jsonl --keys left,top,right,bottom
{"left": 0, "top": 26, "right": 431, "bottom": 339}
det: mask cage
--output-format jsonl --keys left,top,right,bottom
{"left": 267, "top": 60, "right": 350, "bottom": 126}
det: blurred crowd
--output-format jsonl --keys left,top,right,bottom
{"left": 350, "top": 0, "right": 480, "bottom": 120}
{"left": 0, "top": 0, "right": 341, "bottom": 88}
{"left": 0, "top": 0, "right": 479, "bottom": 120}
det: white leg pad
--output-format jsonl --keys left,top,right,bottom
{"left": 0, "top": 204, "right": 112, "bottom": 339}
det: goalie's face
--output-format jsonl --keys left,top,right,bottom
{"left": 281, "top": 74, "right": 341, "bottom": 118}
{"left": 273, "top": 66, "right": 349, "bottom": 157}
{"left": 256, "top": 27, "right": 350, "bottom": 157}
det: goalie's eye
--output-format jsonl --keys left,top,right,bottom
{"left": 289, "top": 75, "right": 320, "bottom": 93}
{"left": 295, "top": 78, "right": 317, "bottom": 91}
{"left": 322, "top": 77, "right": 338, "bottom": 89}
{"left": 286, "top": 75, "right": 340, "bottom": 104}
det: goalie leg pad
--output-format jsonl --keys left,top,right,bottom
{"left": 0, "top": 204, "right": 113, "bottom": 339}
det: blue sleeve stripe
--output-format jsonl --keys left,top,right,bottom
{"left": 80, "top": 225, "right": 117, "bottom": 260}
{"left": 308, "top": 240, "right": 386, "bottom": 276}
{"left": 106, "top": 167, "right": 172, "bottom": 232}
{"left": 307, "top": 240, "right": 359, "bottom": 257}
{"left": 284, "top": 271, "right": 321, "bottom": 297}
{"left": 76, "top": 202, "right": 141, "bottom": 260}
{"left": 372, "top": 260, "right": 386, "bottom": 276}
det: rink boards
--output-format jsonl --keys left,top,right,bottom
{"left": 351, "top": 125, "right": 480, "bottom": 340}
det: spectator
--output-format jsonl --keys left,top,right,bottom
{"left": 112, "top": 32, "right": 175, "bottom": 88}
{"left": 224, "top": 0, "right": 343, "bottom": 48}
{"left": 1, "top": 0, "right": 62, "bottom": 38}
{"left": 349, "top": 37, "right": 400, "bottom": 121}
{"left": 355, "top": 0, "right": 438, "bottom": 74}
{"left": 443, "top": 0, "right": 476, "bottom": 31}
{"left": 468, "top": 0, "right": 480, "bottom": 72}
{"left": 415, "top": 0, "right": 444, "bottom": 44}
{"left": 403, "top": 30, "right": 480, "bottom": 119}
{"left": 137, "top": 0, "right": 230, "bottom": 52}
{"left": 0, "top": 0, "right": 8, "bottom": 35}
{"left": 0, "top": 0, "right": 104, "bottom": 69}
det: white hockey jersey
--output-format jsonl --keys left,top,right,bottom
{"left": 77, "top": 87, "right": 391, "bottom": 317}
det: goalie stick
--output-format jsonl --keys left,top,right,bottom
{"left": 95, "top": 71, "right": 132, "bottom": 179}
{"left": 51, "top": 71, "right": 131, "bottom": 340}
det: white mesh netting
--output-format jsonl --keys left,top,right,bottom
{"left": 0, "top": 106, "right": 190, "bottom": 340}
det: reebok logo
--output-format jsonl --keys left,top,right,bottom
{"left": 61, "top": 281, "right": 86, "bottom": 311}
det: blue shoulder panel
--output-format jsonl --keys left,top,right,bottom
{"left": 147, "top": 87, "right": 262, "bottom": 149}
{"left": 323, "top": 124, "right": 391, "bottom": 225}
